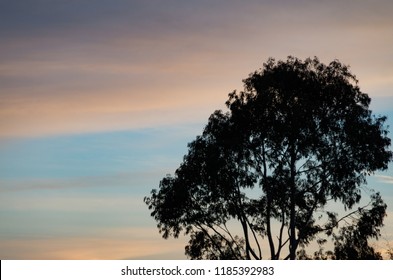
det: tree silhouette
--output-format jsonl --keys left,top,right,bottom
{"left": 144, "top": 56, "right": 392, "bottom": 259}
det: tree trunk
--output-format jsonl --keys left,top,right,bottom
{"left": 289, "top": 145, "right": 297, "bottom": 260}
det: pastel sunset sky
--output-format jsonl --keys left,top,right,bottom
{"left": 1, "top": 0, "right": 393, "bottom": 259}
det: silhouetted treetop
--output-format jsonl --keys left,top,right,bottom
{"left": 145, "top": 56, "right": 392, "bottom": 259}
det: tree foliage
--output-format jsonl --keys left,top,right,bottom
{"left": 144, "top": 56, "right": 392, "bottom": 259}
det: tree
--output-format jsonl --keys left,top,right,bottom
{"left": 144, "top": 56, "right": 392, "bottom": 259}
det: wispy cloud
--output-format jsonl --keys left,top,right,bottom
{"left": 375, "top": 175, "right": 393, "bottom": 184}
{"left": 0, "top": 229, "right": 187, "bottom": 260}
{"left": 1, "top": 1, "right": 392, "bottom": 139}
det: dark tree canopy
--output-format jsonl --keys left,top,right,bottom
{"left": 144, "top": 56, "right": 392, "bottom": 259}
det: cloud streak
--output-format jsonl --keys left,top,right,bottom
{"left": 1, "top": 1, "right": 393, "bottom": 138}
{"left": 376, "top": 175, "right": 393, "bottom": 184}
{"left": 0, "top": 229, "right": 187, "bottom": 260}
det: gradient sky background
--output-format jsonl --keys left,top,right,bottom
{"left": 1, "top": 0, "right": 393, "bottom": 259}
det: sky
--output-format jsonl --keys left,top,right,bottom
{"left": 0, "top": 0, "right": 393, "bottom": 259}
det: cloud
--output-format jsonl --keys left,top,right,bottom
{"left": 1, "top": 0, "right": 393, "bottom": 139}
{"left": 0, "top": 169, "right": 168, "bottom": 194}
{"left": 0, "top": 187, "right": 186, "bottom": 259}
{"left": 0, "top": 228, "right": 187, "bottom": 260}
{"left": 0, "top": 82, "right": 223, "bottom": 138}
{"left": 375, "top": 175, "right": 393, "bottom": 184}
{"left": 0, "top": 26, "right": 233, "bottom": 138}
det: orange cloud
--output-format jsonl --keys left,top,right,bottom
{"left": 2, "top": 1, "right": 393, "bottom": 139}
{"left": 0, "top": 34, "right": 234, "bottom": 139}
{"left": 0, "top": 228, "right": 187, "bottom": 260}
{"left": 0, "top": 82, "right": 227, "bottom": 138}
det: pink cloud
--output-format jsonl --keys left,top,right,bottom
{"left": 0, "top": 229, "right": 187, "bottom": 260}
